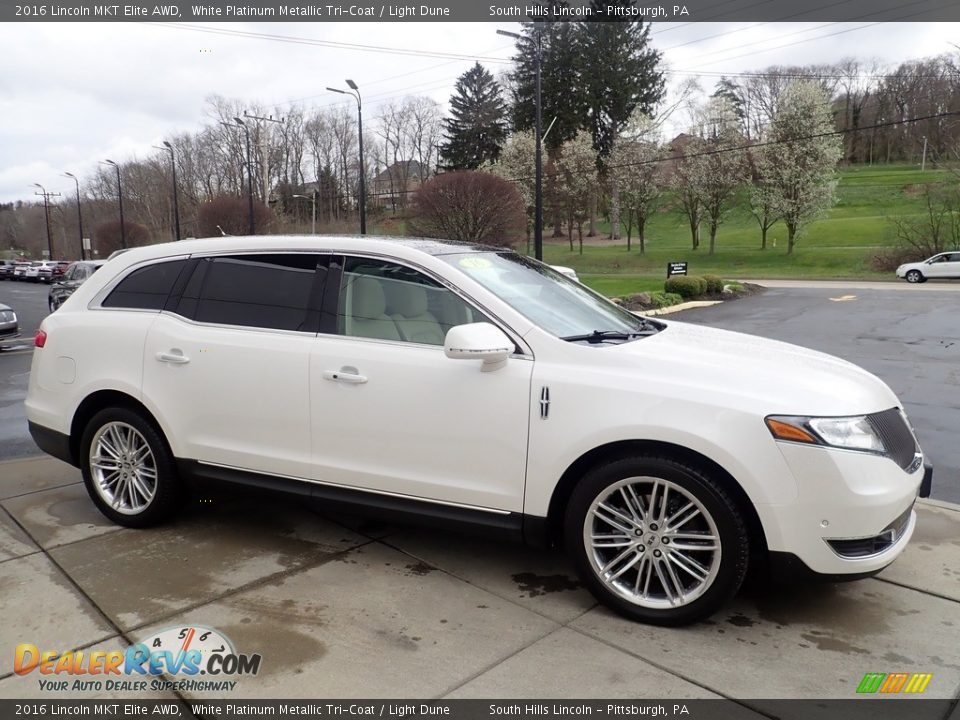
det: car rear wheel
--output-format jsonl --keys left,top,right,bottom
{"left": 48, "top": 297, "right": 57, "bottom": 313}
{"left": 80, "top": 407, "right": 182, "bottom": 527}
{"left": 905, "top": 270, "right": 925, "bottom": 283}
{"left": 565, "top": 455, "right": 749, "bottom": 626}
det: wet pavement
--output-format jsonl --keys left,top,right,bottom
{"left": 0, "top": 456, "right": 958, "bottom": 706}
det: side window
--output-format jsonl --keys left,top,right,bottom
{"left": 182, "top": 254, "right": 322, "bottom": 332}
{"left": 102, "top": 260, "right": 187, "bottom": 310}
{"left": 338, "top": 257, "right": 490, "bottom": 346}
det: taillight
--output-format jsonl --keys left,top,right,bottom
{"left": 35, "top": 330, "right": 47, "bottom": 348}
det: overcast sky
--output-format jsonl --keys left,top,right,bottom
{"left": 1, "top": 21, "right": 958, "bottom": 204}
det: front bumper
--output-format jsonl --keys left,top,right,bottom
{"left": 760, "top": 443, "right": 928, "bottom": 576}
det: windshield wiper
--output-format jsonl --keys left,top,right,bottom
{"left": 561, "top": 327, "right": 657, "bottom": 344}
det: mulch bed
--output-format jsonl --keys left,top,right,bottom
{"left": 619, "top": 282, "right": 766, "bottom": 313}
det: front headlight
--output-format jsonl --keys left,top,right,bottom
{"left": 765, "top": 414, "right": 886, "bottom": 454}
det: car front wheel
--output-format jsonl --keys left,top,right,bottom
{"left": 80, "top": 407, "right": 181, "bottom": 527}
{"left": 565, "top": 455, "right": 749, "bottom": 626}
{"left": 905, "top": 269, "right": 925, "bottom": 283}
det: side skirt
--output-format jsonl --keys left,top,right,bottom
{"left": 177, "top": 459, "right": 550, "bottom": 545}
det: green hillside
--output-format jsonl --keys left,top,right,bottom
{"left": 537, "top": 164, "right": 956, "bottom": 294}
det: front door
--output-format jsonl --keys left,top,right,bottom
{"left": 308, "top": 256, "right": 533, "bottom": 512}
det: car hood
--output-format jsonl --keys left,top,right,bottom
{"left": 608, "top": 320, "right": 900, "bottom": 416}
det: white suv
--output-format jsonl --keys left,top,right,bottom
{"left": 25, "top": 236, "right": 931, "bottom": 625}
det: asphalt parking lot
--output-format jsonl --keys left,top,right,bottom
{"left": 0, "top": 278, "right": 958, "bottom": 708}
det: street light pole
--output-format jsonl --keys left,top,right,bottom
{"left": 292, "top": 193, "right": 317, "bottom": 234}
{"left": 498, "top": 27, "right": 543, "bottom": 260}
{"left": 327, "top": 81, "right": 366, "bottom": 235}
{"left": 62, "top": 172, "right": 85, "bottom": 260}
{"left": 153, "top": 141, "right": 182, "bottom": 241}
{"left": 101, "top": 160, "right": 127, "bottom": 248}
{"left": 32, "top": 183, "right": 60, "bottom": 260}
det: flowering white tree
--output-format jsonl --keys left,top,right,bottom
{"left": 484, "top": 131, "right": 536, "bottom": 248}
{"left": 687, "top": 97, "right": 748, "bottom": 255}
{"left": 765, "top": 82, "right": 842, "bottom": 254}
{"left": 611, "top": 139, "right": 662, "bottom": 253}
{"left": 557, "top": 132, "right": 598, "bottom": 254}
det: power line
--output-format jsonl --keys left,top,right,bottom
{"left": 148, "top": 23, "right": 512, "bottom": 64}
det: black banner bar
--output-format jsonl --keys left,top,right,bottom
{"left": 4, "top": 0, "right": 960, "bottom": 22}
{"left": 0, "top": 699, "right": 956, "bottom": 720}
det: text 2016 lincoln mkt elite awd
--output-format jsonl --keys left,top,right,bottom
{"left": 25, "top": 236, "right": 933, "bottom": 625}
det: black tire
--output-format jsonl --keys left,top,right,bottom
{"left": 48, "top": 297, "right": 57, "bottom": 313}
{"left": 79, "top": 407, "right": 182, "bottom": 528}
{"left": 564, "top": 455, "right": 749, "bottom": 626}
{"left": 905, "top": 270, "right": 924, "bottom": 284}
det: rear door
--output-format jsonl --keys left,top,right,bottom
{"left": 141, "top": 253, "right": 328, "bottom": 479}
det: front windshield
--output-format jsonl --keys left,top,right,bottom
{"left": 440, "top": 252, "right": 656, "bottom": 342}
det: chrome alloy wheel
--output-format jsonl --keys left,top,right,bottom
{"left": 88, "top": 421, "right": 158, "bottom": 515}
{"left": 583, "top": 476, "right": 722, "bottom": 609}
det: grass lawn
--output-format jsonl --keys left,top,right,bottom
{"left": 537, "top": 164, "right": 955, "bottom": 286}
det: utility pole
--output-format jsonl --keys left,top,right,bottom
{"left": 921, "top": 136, "right": 928, "bottom": 172}
{"left": 32, "top": 183, "right": 61, "bottom": 260}
{"left": 153, "top": 141, "right": 181, "bottom": 241}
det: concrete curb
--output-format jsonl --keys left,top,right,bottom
{"left": 641, "top": 300, "right": 723, "bottom": 316}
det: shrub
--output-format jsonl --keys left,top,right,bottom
{"left": 408, "top": 171, "right": 525, "bottom": 246}
{"left": 664, "top": 275, "right": 707, "bottom": 299}
{"left": 725, "top": 282, "right": 745, "bottom": 293}
{"left": 650, "top": 291, "right": 683, "bottom": 308}
{"left": 703, "top": 274, "right": 725, "bottom": 294}
{"left": 94, "top": 219, "right": 151, "bottom": 254}
{"left": 197, "top": 195, "right": 275, "bottom": 237}
{"left": 868, "top": 247, "right": 925, "bottom": 273}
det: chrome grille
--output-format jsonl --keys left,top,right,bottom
{"left": 867, "top": 408, "right": 918, "bottom": 470}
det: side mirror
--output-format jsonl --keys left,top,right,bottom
{"left": 444, "top": 322, "right": 513, "bottom": 372}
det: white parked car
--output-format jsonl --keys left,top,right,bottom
{"left": 896, "top": 251, "right": 960, "bottom": 283}
{"left": 25, "top": 237, "right": 931, "bottom": 625}
{"left": 549, "top": 265, "right": 580, "bottom": 282}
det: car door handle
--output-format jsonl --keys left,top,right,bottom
{"left": 323, "top": 368, "right": 367, "bottom": 384}
{"left": 156, "top": 350, "right": 190, "bottom": 365}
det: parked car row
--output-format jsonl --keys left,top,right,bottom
{"left": 0, "top": 260, "right": 72, "bottom": 283}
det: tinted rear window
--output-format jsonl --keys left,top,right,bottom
{"left": 102, "top": 260, "right": 187, "bottom": 311}
{"left": 179, "top": 254, "right": 320, "bottom": 332}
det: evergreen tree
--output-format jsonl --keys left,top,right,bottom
{"left": 509, "top": 8, "right": 585, "bottom": 152}
{"left": 440, "top": 63, "right": 508, "bottom": 170}
{"left": 578, "top": 10, "right": 665, "bottom": 159}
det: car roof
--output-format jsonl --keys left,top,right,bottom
{"left": 105, "top": 235, "right": 510, "bottom": 267}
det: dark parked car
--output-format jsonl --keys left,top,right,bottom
{"left": 0, "top": 302, "right": 19, "bottom": 345}
{"left": 48, "top": 260, "right": 107, "bottom": 312}
{"left": 0, "top": 260, "right": 17, "bottom": 280}
{"left": 38, "top": 260, "right": 71, "bottom": 284}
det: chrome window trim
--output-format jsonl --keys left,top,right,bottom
{"left": 84, "top": 247, "right": 533, "bottom": 357}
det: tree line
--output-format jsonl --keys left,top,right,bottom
{"left": 3, "top": 10, "right": 959, "bottom": 259}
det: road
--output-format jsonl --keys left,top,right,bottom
{"left": 0, "top": 280, "right": 46, "bottom": 459}
{"left": 1, "top": 279, "right": 957, "bottom": 502}
{"left": 679, "top": 284, "right": 959, "bottom": 504}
